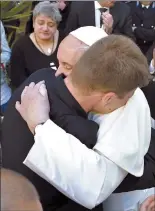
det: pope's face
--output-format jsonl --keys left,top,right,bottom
{"left": 56, "top": 35, "right": 88, "bottom": 77}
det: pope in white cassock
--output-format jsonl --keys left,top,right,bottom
{"left": 16, "top": 27, "right": 154, "bottom": 211}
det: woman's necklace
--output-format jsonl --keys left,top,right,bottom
{"left": 34, "top": 33, "right": 54, "bottom": 56}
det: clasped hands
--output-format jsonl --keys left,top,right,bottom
{"left": 101, "top": 12, "right": 114, "bottom": 34}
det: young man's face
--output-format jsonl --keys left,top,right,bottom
{"left": 92, "top": 90, "right": 135, "bottom": 114}
{"left": 56, "top": 35, "right": 88, "bottom": 77}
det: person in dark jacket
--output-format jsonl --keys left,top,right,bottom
{"left": 64, "top": 1, "right": 135, "bottom": 39}
{"left": 146, "top": 42, "right": 155, "bottom": 64}
{"left": 128, "top": 1, "right": 155, "bottom": 55}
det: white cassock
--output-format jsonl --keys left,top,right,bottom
{"left": 23, "top": 88, "right": 152, "bottom": 210}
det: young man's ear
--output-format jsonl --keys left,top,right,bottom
{"left": 101, "top": 92, "right": 116, "bottom": 106}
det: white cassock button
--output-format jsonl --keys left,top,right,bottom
{"left": 133, "top": 24, "right": 135, "bottom": 27}
{"left": 141, "top": 24, "right": 143, "bottom": 27}
{"left": 144, "top": 40, "right": 146, "bottom": 43}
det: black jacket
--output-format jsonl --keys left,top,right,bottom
{"left": 1, "top": 69, "right": 155, "bottom": 210}
{"left": 128, "top": 2, "right": 155, "bottom": 54}
{"left": 65, "top": 1, "right": 135, "bottom": 40}
{"left": 146, "top": 42, "right": 155, "bottom": 64}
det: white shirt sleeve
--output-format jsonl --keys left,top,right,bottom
{"left": 149, "top": 60, "right": 155, "bottom": 74}
{"left": 24, "top": 119, "right": 127, "bottom": 209}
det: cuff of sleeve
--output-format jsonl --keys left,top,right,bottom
{"left": 34, "top": 119, "right": 65, "bottom": 141}
{"left": 25, "top": 119, "right": 106, "bottom": 209}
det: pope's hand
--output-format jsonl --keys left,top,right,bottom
{"left": 15, "top": 81, "right": 50, "bottom": 134}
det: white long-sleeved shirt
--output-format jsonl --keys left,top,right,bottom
{"left": 24, "top": 120, "right": 127, "bottom": 208}
{"left": 24, "top": 88, "right": 151, "bottom": 209}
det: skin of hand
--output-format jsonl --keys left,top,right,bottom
{"left": 15, "top": 81, "right": 50, "bottom": 134}
{"left": 101, "top": 12, "right": 114, "bottom": 34}
{"left": 139, "top": 195, "right": 155, "bottom": 211}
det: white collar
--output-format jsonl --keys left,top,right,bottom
{"left": 95, "top": 1, "right": 102, "bottom": 9}
{"left": 94, "top": 1, "right": 109, "bottom": 10}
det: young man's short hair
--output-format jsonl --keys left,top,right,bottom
{"left": 71, "top": 35, "right": 151, "bottom": 97}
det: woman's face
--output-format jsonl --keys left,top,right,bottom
{"left": 33, "top": 14, "right": 57, "bottom": 40}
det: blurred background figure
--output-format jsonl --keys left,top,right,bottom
{"left": 142, "top": 45, "right": 155, "bottom": 123}
{"left": 10, "top": 1, "right": 64, "bottom": 89}
{"left": 128, "top": 1, "right": 155, "bottom": 55}
{"left": 65, "top": 1, "right": 134, "bottom": 39}
{"left": 149, "top": 47, "right": 155, "bottom": 75}
{"left": 1, "top": 168, "right": 42, "bottom": 211}
{"left": 3, "top": 1, "right": 20, "bottom": 47}
{"left": 25, "top": 0, "right": 72, "bottom": 34}
{"left": 146, "top": 42, "right": 155, "bottom": 69}
{"left": 0, "top": 20, "right": 11, "bottom": 116}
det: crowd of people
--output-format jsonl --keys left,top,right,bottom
{"left": 1, "top": 1, "right": 155, "bottom": 211}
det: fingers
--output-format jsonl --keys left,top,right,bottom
{"left": 34, "top": 81, "right": 45, "bottom": 91}
{"left": 21, "top": 82, "right": 35, "bottom": 100}
{"left": 102, "top": 13, "right": 111, "bottom": 19}
{"left": 39, "top": 83, "right": 47, "bottom": 97}
{"left": 21, "top": 86, "right": 28, "bottom": 100}
{"left": 21, "top": 81, "right": 46, "bottom": 103}
{"left": 15, "top": 101, "right": 22, "bottom": 115}
{"left": 29, "top": 82, "right": 35, "bottom": 88}
{"left": 140, "top": 195, "right": 155, "bottom": 211}
{"left": 102, "top": 13, "right": 113, "bottom": 25}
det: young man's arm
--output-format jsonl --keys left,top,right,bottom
{"left": 16, "top": 82, "right": 154, "bottom": 208}
{"left": 24, "top": 119, "right": 128, "bottom": 209}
